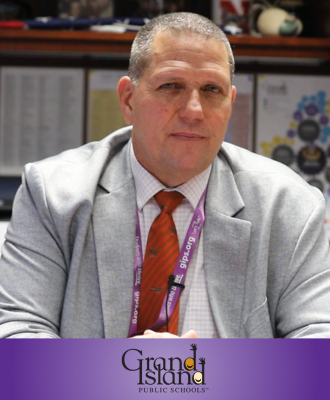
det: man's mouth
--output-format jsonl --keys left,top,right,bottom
{"left": 171, "top": 132, "right": 205, "bottom": 140}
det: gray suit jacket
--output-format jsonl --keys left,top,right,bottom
{"left": 1, "top": 127, "right": 330, "bottom": 338}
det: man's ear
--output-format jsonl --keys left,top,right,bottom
{"left": 117, "top": 76, "right": 134, "bottom": 124}
{"left": 231, "top": 85, "right": 236, "bottom": 104}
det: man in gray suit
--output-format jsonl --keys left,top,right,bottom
{"left": 1, "top": 12, "right": 330, "bottom": 338}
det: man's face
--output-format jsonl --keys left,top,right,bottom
{"left": 118, "top": 31, "right": 236, "bottom": 187}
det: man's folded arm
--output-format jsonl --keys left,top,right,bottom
{"left": 276, "top": 197, "right": 330, "bottom": 338}
{"left": 0, "top": 164, "right": 67, "bottom": 338}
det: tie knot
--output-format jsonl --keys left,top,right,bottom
{"left": 154, "top": 191, "right": 185, "bottom": 214}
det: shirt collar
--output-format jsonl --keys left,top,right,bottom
{"left": 130, "top": 142, "right": 211, "bottom": 211}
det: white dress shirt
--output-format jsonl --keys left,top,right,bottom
{"left": 130, "top": 142, "right": 218, "bottom": 338}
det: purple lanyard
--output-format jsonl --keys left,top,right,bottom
{"left": 128, "top": 189, "right": 207, "bottom": 337}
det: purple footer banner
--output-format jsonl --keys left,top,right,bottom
{"left": 1, "top": 339, "right": 329, "bottom": 400}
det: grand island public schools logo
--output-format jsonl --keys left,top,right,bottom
{"left": 122, "top": 344, "right": 208, "bottom": 393}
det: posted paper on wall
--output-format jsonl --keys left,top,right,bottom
{"left": 88, "top": 69, "right": 128, "bottom": 142}
{"left": 0, "top": 67, "right": 84, "bottom": 176}
{"left": 225, "top": 73, "right": 254, "bottom": 150}
{"left": 256, "top": 74, "right": 330, "bottom": 236}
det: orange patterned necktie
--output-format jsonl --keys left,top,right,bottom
{"left": 137, "top": 190, "right": 185, "bottom": 334}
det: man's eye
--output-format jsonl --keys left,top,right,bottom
{"left": 204, "top": 85, "right": 221, "bottom": 93}
{"left": 159, "top": 83, "right": 177, "bottom": 90}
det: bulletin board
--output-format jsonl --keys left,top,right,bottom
{"left": 256, "top": 74, "right": 330, "bottom": 234}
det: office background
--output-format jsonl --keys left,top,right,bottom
{"left": 1, "top": 0, "right": 330, "bottom": 249}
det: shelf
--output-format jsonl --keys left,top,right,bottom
{"left": 229, "top": 35, "right": 330, "bottom": 60}
{"left": 0, "top": 29, "right": 330, "bottom": 60}
{"left": 0, "top": 29, "right": 135, "bottom": 55}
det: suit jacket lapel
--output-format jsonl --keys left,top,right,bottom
{"left": 93, "top": 141, "right": 136, "bottom": 338}
{"left": 204, "top": 151, "right": 251, "bottom": 338}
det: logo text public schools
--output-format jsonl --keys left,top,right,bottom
{"left": 122, "top": 343, "right": 206, "bottom": 386}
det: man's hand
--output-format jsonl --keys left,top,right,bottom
{"left": 132, "top": 329, "right": 197, "bottom": 339}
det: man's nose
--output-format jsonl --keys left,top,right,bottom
{"left": 178, "top": 89, "right": 204, "bottom": 121}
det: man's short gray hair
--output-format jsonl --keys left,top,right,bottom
{"left": 128, "top": 12, "right": 235, "bottom": 84}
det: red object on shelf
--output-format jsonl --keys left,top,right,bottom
{"left": 0, "top": 20, "right": 26, "bottom": 30}
{"left": 220, "top": 0, "right": 251, "bottom": 33}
